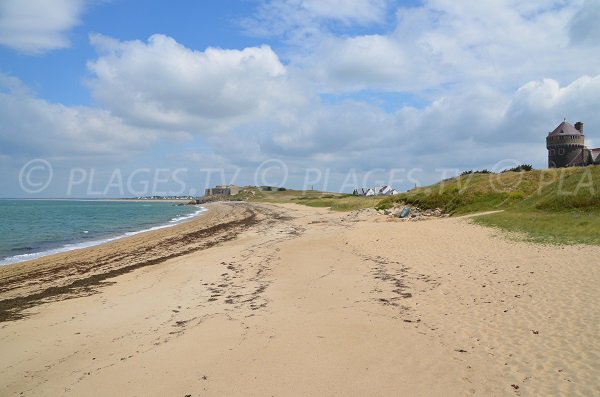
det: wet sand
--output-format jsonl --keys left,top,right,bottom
{"left": 0, "top": 203, "right": 598, "bottom": 396}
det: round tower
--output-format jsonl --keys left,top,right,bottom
{"left": 546, "top": 121, "right": 585, "bottom": 167}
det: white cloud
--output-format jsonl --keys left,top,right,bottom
{"left": 291, "top": 0, "right": 600, "bottom": 96}
{"left": 388, "top": 75, "right": 600, "bottom": 171}
{"left": 4, "top": 1, "right": 600, "bottom": 196}
{"left": 300, "top": 0, "right": 388, "bottom": 24}
{"left": 307, "top": 34, "right": 444, "bottom": 93}
{"left": 0, "top": 73, "right": 155, "bottom": 158}
{"left": 87, "top": 34, "right": 304, "bottom": 134}
{"left": 0, "top": 0, "right": 84, "bottom": 54}
{"left": 81, "top": 27, "right": 600, "bottom": 177}
{"left": 246, "top": 74, "right": 600, "bottom": 175}
{"left": 568, "top": 0, "right": 600, "bottom": 46}
{"left": 503, "top": 75, "right": 600, "bottom": 141}
{"left": 241, "top": 0, "right": 390, "bottom": 45}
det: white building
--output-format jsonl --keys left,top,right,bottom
{"left": 353, "top": 185, "right": 399, "bottom": 196}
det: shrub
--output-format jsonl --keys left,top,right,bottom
{"left": 502, "top": 164, "right": 534, "bottom": 173}
{"left": 461, "top": 169, "right": 492, "bottom": 176}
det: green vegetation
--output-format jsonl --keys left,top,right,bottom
{"left": 291, "top": 194, "right": 382, "bottom": 211}
{"left": 460, "top": 169, "right": 492, "bottom": 176}
{"left": 225, "top": 187, "right": 381, "bottom": 211}
{"left": 377, "top": 166, "right": 600, "bottom": 245}
{"left": 501, "top": 164, "right": 533, "bottom": 173}
{"left": 212, "top": 167, "right": 599, "bottom": 244}
{"left": 474, "top": 209, "right": 600, "bottom": 245}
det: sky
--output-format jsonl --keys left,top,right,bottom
{"left": 1, "top": 0, "right": 600, "bottom": 197}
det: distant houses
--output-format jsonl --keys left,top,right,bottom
{"left": 377, "top": 185, "right": 398, "bottom": 195}
{"left": 353, "top": 185, "right": 399, "bottom": 196}
{"left": 353, "top": 188, "right": 375, "bottom": 196}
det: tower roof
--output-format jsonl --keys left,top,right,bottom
{"left": 548, "top": 121, "right": 582, "bottom": 137}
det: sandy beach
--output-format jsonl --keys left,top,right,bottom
{"left": 0, "top": 202, "right": 598, "bottom": 396}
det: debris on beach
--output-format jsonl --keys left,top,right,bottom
{"left": 345, "top": 205, "right": 448, "bottom": 222}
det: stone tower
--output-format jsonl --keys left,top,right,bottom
{"left": 546, "top": 121, "right": 586, "bottom": 168}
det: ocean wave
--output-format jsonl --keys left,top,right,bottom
{"left": 169, "top": 208, "right": 207, "bottom": 223}
{"left": 0, "top": 206, "right": 207, "bottom": 266}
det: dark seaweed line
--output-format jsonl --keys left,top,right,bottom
{"left": 0, "top": 207, "right": 260, "bottom": 323}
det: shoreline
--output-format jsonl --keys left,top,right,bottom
{"left": 0, "top": 202, "right": 266, "bottom": 321}
{"left": 108, "top": 198, "right": 195, "bottom": 203}
{"left": 1, "top": 203, "right": 598, "bottom": 396}
{"left": 0, "top": 202, "right": 205, "bottom": 267}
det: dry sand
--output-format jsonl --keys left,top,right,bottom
{"left": 0, "top": 202, "right": 598, "bottom": 396}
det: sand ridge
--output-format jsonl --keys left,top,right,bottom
{"left": 0, "top": 203, "right": 598, "bottom": 396}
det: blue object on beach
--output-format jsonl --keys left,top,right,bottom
{"left": 399, "top": 207, "right": 410, "bottom": 218}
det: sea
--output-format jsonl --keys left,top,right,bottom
{"left": 0, "top": 199, "right": 206, "bottom": 266}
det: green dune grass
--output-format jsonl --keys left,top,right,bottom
{"left": 376, "top": 166, "right": 600, "bottom": 245}
{"left": 227, "top": 188, "right": 381, "bottom": 211}
{"left": 222, "top": 167, "right": 599, "bottom": 245}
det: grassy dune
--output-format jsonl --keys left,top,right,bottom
{"left": 377, "top": 166, "right": 600, "bottom": 245}
{"left": 222, "top": 167, "right": 599, "bottom": 244}
{"left": 473, "top": 210, "right": 600, "bottom": 245}
{"left": 228, "top": 188, "right": 381, "bottom": 211}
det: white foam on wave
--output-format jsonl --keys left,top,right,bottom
{"left": 169, "top": 208, "right": 207, "bottom": 223}
{"left": 0, "top": 206, "right": 207, "bottom": 266}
